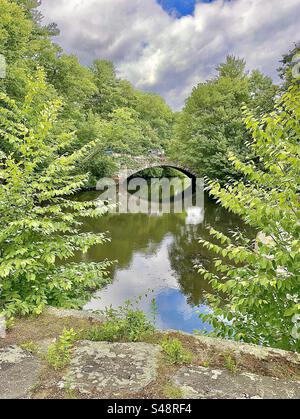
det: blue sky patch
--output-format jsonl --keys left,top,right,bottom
{"left": 157, "top": 0, "right": 214, "bottom": 17}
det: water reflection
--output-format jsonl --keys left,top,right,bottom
{"left": 185, "top": 206, "right": 204, "bottom": 225}
{"left": 74, "top": 191, "right": 249, "bottom": 333}
{"left": 155, "top": 289, "right": 212, "bottom": 332}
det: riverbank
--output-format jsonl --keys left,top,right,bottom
{"left": 1, "top": 308, "right": 300, "bottom": 399}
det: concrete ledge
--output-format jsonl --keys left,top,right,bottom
{"left": 45, "top": 307, "right": 106, "bottom": 323}
{"left": 163, "top": 329, "right": 300, "bottom": 365}
{"left": 172, "top": 365, "right": 300, "bottom": 399}
{"left": 46, "top": 308, "right": 300, "bottom": 367}
{"left": 0, "top": 346, "right": 42, "bottom": 399}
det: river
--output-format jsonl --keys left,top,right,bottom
{"left": 72, "top": 186, "right": 248, "bottom": 334}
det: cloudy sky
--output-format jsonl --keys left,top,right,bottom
{"left": 40, "top": 0, "right": 300, "bottom": 109}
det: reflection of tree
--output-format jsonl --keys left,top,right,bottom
{"left": 73, "top": 191, "right": 254, "bottom": 307}
{"left": 168, "top": 226, "right": 214, "bottom": 307}
{"left": 168, "top": 196, "right": 254, "bottom": 306}
{"left": 76, "top": 204, "right": 187, "bottom": 277}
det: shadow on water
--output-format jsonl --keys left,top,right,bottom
{"left": 73, "top": 188, "right": 251, "bottom": 333}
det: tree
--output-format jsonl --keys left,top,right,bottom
{"left": 0, "top": 0, "right": 60, "bottom": 102}
{"left": 198, "top": 84, "right": 300, "bottom": 352}
{"left": 12, "top": 0, "right": 42, "bottom": 20}
{"left": 0, "top": 71, "right": 112, "bottom": 317}
{"left": 278, "top": 42, "right": 300, "bottom": 89}
{"left": 45, "top": 54, "right": 97, "bottom": 120}
{"left": 134, "top": 91, "right": 174, "bottom": 148}
{"left": 248, "top": 70, "right": 278, "bottom": 115}
{"left": 170, "top": 56, "right": 277, "bottom": 181}
{"left": 90, "top": 60, "right": 135, "bottom": 116}
{"left": 216, "top": 56, "right": 246, "bottom": 79}
{"left": 0, "top": 0, "right": 33, "bottom": 63}
{"left": 0, "top": 0, "right": 174, "bottom": 192}
{"left": 93, "top": 107, "right": 161, "bottom": 155}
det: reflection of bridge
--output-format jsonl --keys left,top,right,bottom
{"left": 112, "top": 153, "right": 197, "bottom": 183}
{"left": 96, "top": 152, "right": 204, "bottom": 212}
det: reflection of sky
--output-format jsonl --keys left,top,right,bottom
{"left": 85, "top": 235, "right": 179, "bottom": 311}
{"left": 155, "top": 288, "right": 212, "bottom": 333}
{"left": 85, "top": 232, "right": 211, "bottom": 333}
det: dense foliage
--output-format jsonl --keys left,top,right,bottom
{"left": 0, "top": 0, "right": 174, "bottom": 185}
{"left": 0, "top": 0, "right": 175, "bottom": 316}
{"left": 170, "top": 56, "right": 277, "bottom": 181}
{"left": 0, "top": 71, "right": 112, "bottom": 316}
{"left": 198, "top": 84, "right": 300, "bottom": 351}
{"left": 278, "top": 42, "right": 300, "bottom": 90}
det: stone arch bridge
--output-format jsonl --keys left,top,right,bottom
{"left": 112, "top": 153, "right": 197, "bottom": 184}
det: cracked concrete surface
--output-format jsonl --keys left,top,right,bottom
{"left": 60, "top": 341, "right": 161, "bottom": 396}
{"left": 0, "top": 346, "right": 42, "bottom": 399}
{"left": 172, "top": 366, "right": 300, "bottom": 399}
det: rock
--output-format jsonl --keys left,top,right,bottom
{"left": 0, "top": 315, "right": 6, "bottom": 339}
{"left": 60, "top": 341, "right": 160, "bottom": 396}
{"left": 45, "top": 307, "right": 105, "bottom": 323}
{"left": 172, "top": 366, "right": 300, "bottom": 399}
{"left": 36, "top": 338, "right": 56, "bottom": 355}
{"left": 168, "top": 331, "right": 300, "bottom": 366}
{"left": 0, "top": 346, "right": 42, "bottom": 399}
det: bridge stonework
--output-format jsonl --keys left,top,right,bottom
{"left": 113, "top": 154, "right": 197, "bottom": 183}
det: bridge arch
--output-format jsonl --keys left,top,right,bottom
{"left": 111, "top": 152, "right": 196, "bottom": 183}
{"left": 117, "top": 162, "right": 197, "bottom": 184}
{"left": 117, "top": 164, "right": 198, "bottom": 200}
{"left": 126, "top": 164, "right": 196, "bottom": 181}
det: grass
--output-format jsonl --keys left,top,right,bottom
{"left": 163, "top": 383, "right": 183, "bottom": 399}
{"left": 5, "top": 317, "right": 15, "bottom": 331}
{"left": 1, "top": 311, "right": 98, "bottom": 347}
{"left": 20, "top": 341, "right": 40, "bottom": 355}
{"left": 84, "top": 301, "right": 156, "bottom": 343}
{"left": 200, "top": 360, "right": 210, "bottom": 368}
{"left": 161, "top": 337, "right": 193, "bottom": 365}
{"left": 64, "top": 381, "right": 78, "bottom": 399}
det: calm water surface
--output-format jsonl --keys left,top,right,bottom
{"left": 74, "top": 190, "right": 246, "bottom": 333}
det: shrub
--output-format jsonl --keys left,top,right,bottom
{"left": 85, "top": 300, "right": 156, "bottom": 342}
{"left": 224, "top": 354, "right": 239, "bottom": 374}
{"left": 0, "top": 70, "right": 112, "bottom": 317}
{"left": 161, "top": 337, "right": 192, "bottom": 365}
{"left": 83, "top": 154, "right": 117, "bottom": 183}
{"left": 46, "top": 328, "right": 77, "bottom": 370}
{"left": 198, "top": 84, "right": 300, "bottom": 352}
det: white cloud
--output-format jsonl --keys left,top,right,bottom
{"left": 40, "top": 0, "right": 300, "bottom": 109}
{"left": 85, "top": 235, "right": 179, "bottom": 312}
